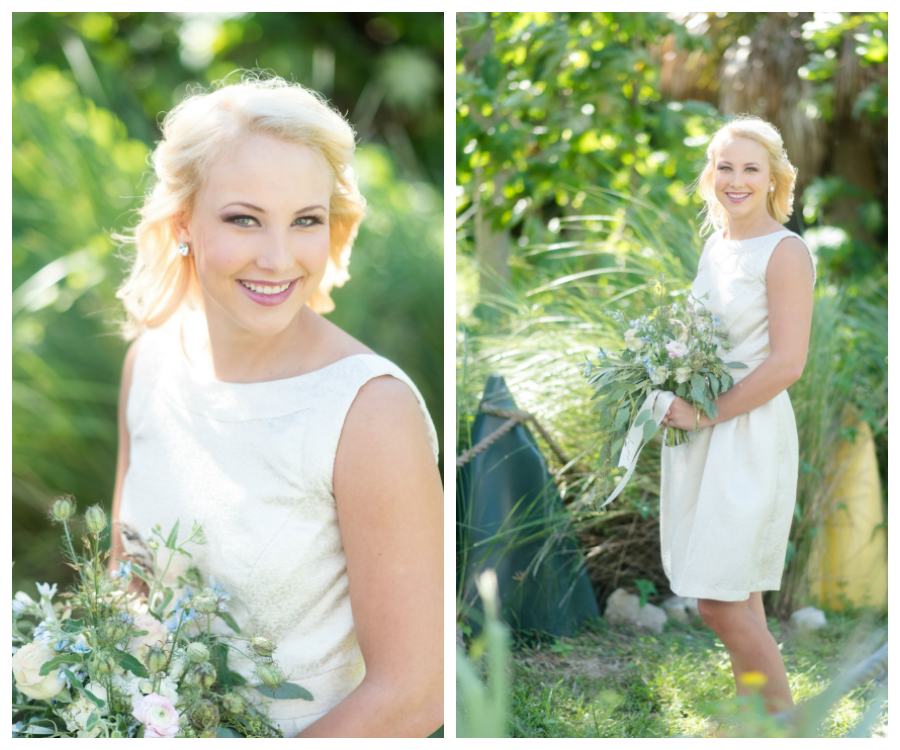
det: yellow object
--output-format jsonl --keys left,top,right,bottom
{"left": 808, "top": 421, "right": 887, "bottom": 611}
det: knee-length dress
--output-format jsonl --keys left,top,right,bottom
{"left": 660, "top": 228, "right": 815, "bottom": 602}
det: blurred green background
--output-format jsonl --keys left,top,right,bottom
{"left": 12, "top": 11, "right": 444, "bottom": 595}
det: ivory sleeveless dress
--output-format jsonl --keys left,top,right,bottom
{"left": 118, "top": 311, "right": 439, "bottom": 737}
{"left": 660, "top": 229, "right": 815, "bottom": 602}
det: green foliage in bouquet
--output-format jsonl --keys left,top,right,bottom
{"left": 582, "top": 274, "right": 746, "bottom": 464}
{"left": 12, "top": 497, "right": 311, "bottom": 738}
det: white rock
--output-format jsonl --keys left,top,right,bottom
{"left": 790, "top": 606, "right": 827, "bottom": 631}
{"left": 662, "top": 596, "right": 700, "bottom": 623}
{"left": 604, "top": 588, "right": 668, "bottom": 633}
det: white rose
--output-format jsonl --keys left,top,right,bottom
{"left": 128, "top": 614, "right": 170, "bottom": 663}
{"left": 12, "top": 640, "right": 66, "bottom": 700}
{"left": 624, "top": 329, "right": 645, "bottom": 351}
{"left": 674, "top": 366, "right": 692, "bottom": 384}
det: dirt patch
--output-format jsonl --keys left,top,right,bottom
{"left": 517, "top": 649, "right": 626, "bottom": 681}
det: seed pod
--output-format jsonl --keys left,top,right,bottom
{"left": 256, "top": 662, "right": 284, "bottom": 690}
{"left": 193, "top": 660, "right": 217, "bottom": 690}
{"left": 249, "top": 635, "right": 276, "bottom": 658}
{"left": 192, "top": 593, "right": 218, "bottom": 616}
{"left": 145, "top": 645, "right": 168, "bottom": 675}
{"left": 94, "top": 651, "right": 117, "bottom": 675}
{"left": 84, "top": 506, "right": 107, "bottom": 535}
{"left": 50, "top": 496, "right": 76, "bottom": 522}
{"left": 189, "top": 699, "right": 219, "bottom": 730}
{"left": 221, "top": 692, "right": 245, "bottom": 714}
{"left": 186, "top": 642, "right": 210, "bottom": 663}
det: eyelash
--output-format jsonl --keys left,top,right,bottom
{"left": 225, "top": 215, "right": 325, "bottom": 227}
{"left": 718, "top": 167, "right": 757, "bottom": 172}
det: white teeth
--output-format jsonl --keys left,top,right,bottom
{"left": 240, "top": 280, "right": 290, "bottom": 295}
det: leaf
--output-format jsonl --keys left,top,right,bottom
{"left": 155, "top": 588, "right": 174, "bottom": 615}
{"left": 709, "top": 373, "right": 719, "bottom": 396}
{"left": 217, "top": 727, "right": 243, "bottom": 737}
{"left": 229, "top": 671, "right": 248, "bottom": 686}
{"left": 85, "top": 712, "right": 98, "bottom": 732}
{"left": 611, "top": 388, "right": 625, "bottom": 401}
{"left": 214, "top": 643, "right": 232, "bottom": 690}
{"left": 39, "top": 653, "right": 85, "bottom": 676}
{"left": 610, "top": 437, "right": 624, "bottom": 459}
{"left": 218, "top": 611, "right": 241, "bottom": 634}
{"left": 22, "top": 725, "right": 56, "bottom": 735}
{"left": 634, "top": 409, "right": 651, "bottom": 427}
{"left": 690, "top": 373, "right": 705, "bottom": 390}
{"left": 691, "top": 386, "right": 706, "bottom": 402}
{"left": 642, "top": 419, "right": 658, "bottom": 443}
{"left": 675, "top": 383, "right": 687, "bottom": 398}
{"left": 62, "top": 618, "right": 85, "bottom": 634}
{"left": 254, "top": 682, "right": 313, "bottom": 701}
{"left": 63, "top": 669, "right": 105, "bottom": 708}
{"left": 614, "top": 407, "right": 630, "bottom": 429}
{"left": 165, "top": 519, "right": 181, "bottom": 550}
{"left": 725, "top": 361, "right": 748, "bottom": 368}
{"left": 114, "top": 649, "right": 149, "bottom": 679}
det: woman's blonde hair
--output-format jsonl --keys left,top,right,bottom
{"left": 695, "top": 114, "right": 797, "bottom": 236}
{"left": 116, "top": 71, "right": 365, "bottom": 339}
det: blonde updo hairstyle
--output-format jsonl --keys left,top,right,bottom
{"left": 116, "top": 72, "right": 365, "bottom": 340}
{"left": 695, "top": 115, "right": 797, "bottom": 237}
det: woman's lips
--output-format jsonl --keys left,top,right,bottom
{"left": 725, "top": 192, "right": 750, "bottom": 203}
{"left": 236, "top": 278, "right": 299, "bottom": 306}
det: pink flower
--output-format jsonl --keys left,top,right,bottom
{"left": 665, "top": 340, "right": 687, "bottom": 359}
{"left": 132, "top": 693, "right": 179, "bottom": 738}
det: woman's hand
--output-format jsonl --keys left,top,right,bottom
{"left": 663, "top": 396, "right": 713, "bottom": 431}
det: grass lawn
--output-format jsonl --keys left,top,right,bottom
{"left": 504, "top": 610, "right": 887, "bottom": 738}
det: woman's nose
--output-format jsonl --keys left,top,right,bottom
{"left": 256, "top": 231, "right": 294, "bottom": 273}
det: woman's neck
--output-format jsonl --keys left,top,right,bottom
{"left": 722, "top": 212, "right": 785, "bottom": 241}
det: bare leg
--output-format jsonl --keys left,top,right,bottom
{"left": 748, "top": 591, "right": 766, "bottom": 626}
{"left": 698, "top": 597, "right": 794, "bottom": 714}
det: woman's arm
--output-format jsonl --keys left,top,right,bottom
{"left": 700, "top": 356, "right": 800, "bottom": 428}
{"left": 109, "top": 339, "right": 140, "bottom": 575}
{"left": 296, "top": 680, "right": 444, "bottom": 739}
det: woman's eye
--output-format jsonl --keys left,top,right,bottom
{"left": 294, "top": 216, "right": 324, "bottom": 227}
{"left": 225, "top": 216, "right": 324, "bottom": 227}
{"left": 226, "top": 215, "right": 257, "bottom": 226}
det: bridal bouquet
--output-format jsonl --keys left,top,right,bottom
{"left": 12, "top": 497, "right": 310, "bottom": 738}
{"left": 581, "top": 275, "right": 745, "bottom": 503}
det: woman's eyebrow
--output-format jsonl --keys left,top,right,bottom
{"left": 716, "top": 160, "right": 761, "bottom": 167}
{"left": 220, "top": 201, "right": 327, "bottom": 214}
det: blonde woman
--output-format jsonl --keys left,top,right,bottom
{"left": 109, "top": 73, "right": 443, "bottom": 737}
{"left": 660, "top": 115, "right": 815, "bottom": 713}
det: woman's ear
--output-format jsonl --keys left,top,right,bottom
{"left": 171, "top": 212, "right": 191, "bottom": 244}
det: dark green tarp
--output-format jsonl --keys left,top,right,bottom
{"left": 458, "top": 375, "right": 599, "bottom": 637}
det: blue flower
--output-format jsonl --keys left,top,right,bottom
{"left": 57, "top": 669, "right": 73, "bottom": 689}
{"left": 52, "top": 638, "right": 71, "bottom": 652}
{"left": 36, "top": 582, "right": 57, "bottom": 600}
{"left": 70, "top": 634, "right": 91, "bottom": 654}
{"left": 11, "top": 599, "right": 27, "bottom": 615}
{"left": 207, "top": 577, "right": 230, "bottom": 602}
{"left": 110, "top": 561, "right": 132, "bottom": 581}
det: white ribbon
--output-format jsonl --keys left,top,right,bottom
{"left": 597, "top": 389, "right": 677, "bottom": 509}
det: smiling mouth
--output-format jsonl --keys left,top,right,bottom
{"left": 238, "top": 279, "right": 296, "bottom": 295}
{"left": 726, "top": 192, "right": 750, "bottom": 201}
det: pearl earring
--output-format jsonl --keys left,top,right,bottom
{"left": 177, "top": 242, "right": 190, "bottom": 256}
{"left": 769, "top": 186, "right": 775, "bottom": 193}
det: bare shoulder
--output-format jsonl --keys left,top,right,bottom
{"left": 343, "top": 376, "right": 431, "bottom": 444}
{"left": 767, "top": 235, "right": 815, "bottom": 284}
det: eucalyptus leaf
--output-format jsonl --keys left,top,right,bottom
{"left": 691, "top": 386, "right": 706, "bottom": 402}
{"left": 62, "top": 618, "right": 85, "bottom": 634}
{"left": 610, "top": 437, "right": 624, "bottom": 459}
{"left": 614, "top": 407, "right": 630, "bottom": 429}
{"left": 709, "top": 373, "right": 719, "bottom": 396}
{"left": 690, "top": 373, "right": 705, "bottom": 390}
{"left": 725, "top": 361, "right": 748, "bottom": 368}
{"left": 642, "top": 419, "right": 658, "bottom": 443}
{"left": 634, "top": 409, "right": 651, "bottom": 427}
{"left": 217, "top": 727, "right": 243, "bottom": 737}
{"left": 22, "top": 725, "right": 56, "bottom": 736}
{"left": 85, "top": 712, "right": 98, "bottom": 732}
{"left": 254, "top": 682, "right": 313, "bottom": 701}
